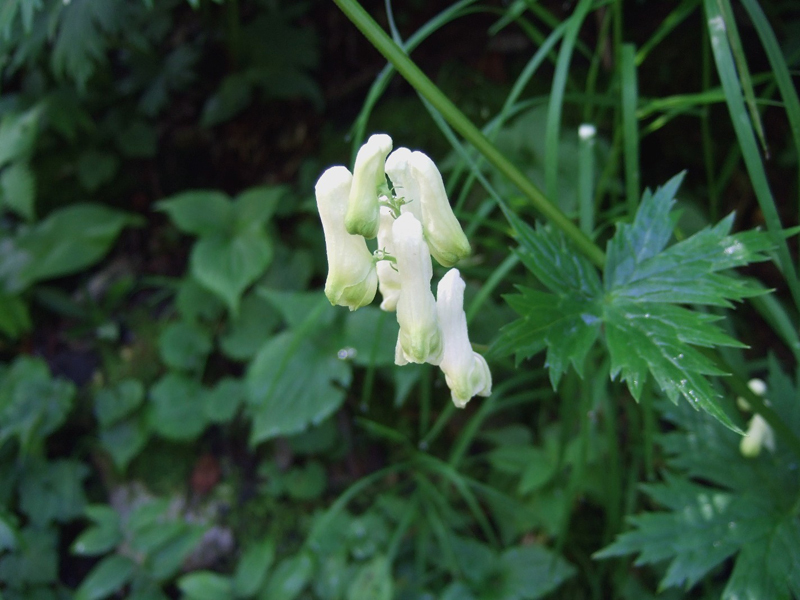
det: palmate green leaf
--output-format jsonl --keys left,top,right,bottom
{"left": 495, "top": 173, "right": 770, "bottom": 427}
{"left": 597, "top": 357, "right": 800, "bottom": 598}
{"left": 51, "top": 0, "right": 127, "bottom": 89}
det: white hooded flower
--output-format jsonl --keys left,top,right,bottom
{"left": 740, "top": 413, "right": 776, "bottom": 457}
{"left": 345, "top": 133, "right": 393, "bottom": 239}
{"left": 436, "top": 268, "right": 491, "bottom": 408}
{"left": 385, "top": 147, "right": 423, "bottom": 223}
{"left": 316, "top": 166, "right": 377, "bottom": 311}
{"left": 408, "top": 151, "right": 471, "bottom": 268}
{"left": 392, "top": 212, "right": 442, "bottom": 365}
{"left": 376, "top": 206, "right": 401, "bottom": 311}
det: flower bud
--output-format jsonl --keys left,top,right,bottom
{"left": 345, "top": 134, "right": 393, "bottom": 239}
{"left": 408, "top": 151, "right": 471, "bottom": 267}
{"left": 376, "top": 207, "right": 401, "bottom": 311}
{"left": 436, "top": 268, "right": 491, "bottom": 408}
{"left": 316, "top": 166, "right": 377, "bottom": 310}
{"left": 740, "top": 414, "right": 775, "bottom": 457}
{"left": 393, "top": 212, "right": 442, "bottom": 365}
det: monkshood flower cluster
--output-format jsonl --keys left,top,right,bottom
{"left": 315, "top": 134, "right": 491, "bottom": 408}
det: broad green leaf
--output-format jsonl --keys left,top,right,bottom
{"left": 94, "top": 379, "right": 145, "bottom": 428}
{"left": 201, "top": 73, "right": 253, "bottom": 128}
{"left": 219, "top": 292, "right": 281, "bottom": 360}
{"left": 233, "top": 538, "right": 275, "bottom": 597}
{"left": 177, "top": 571, "right": 233, "bottom": 600}
{"left": 261, "top": 552, "right": 314, "bottom": 600}
{"left": 99, "top": 415, "right": 148, "bottom": 470}
{"left": 259, "top": 289, "right": 336, "bottom": 330}
{"left": 148, "top": 373, "right": 207, "bottom": 440}
{"left": 77, "top": 150, "right": 119, "bottom": 192}
{"left": 19, "top": 459, "right": 88, "bottom": 526}
{"left": 233, "top": 185, "right": 284, "bottom": 232}
{"left": 147, "top": 527, "right": 206, "bottom": 581}
{"left": 190, "top": 229, "right": 273, "bottom": 316}
{"left": 0, "top": 357, "right": 74, "bottom": 451}
{"left": 284, "top": 461, "right": 326, "bottom": 501}
{"left": 0, "top": 107, "right": 40, "bottom": 168}
{"left": 312, "top": 552, "right": 348, "bottom": 600}
{"left": 9, "top": 204, "right": 142, "bottom": 291}
{"left": 1, "top": 161, "right": 35, "bottom": 220}
{"left": 0, "top": 513, "right": 18, "bottom": 552}
{"left": 156, "top": 191, "right": 233, "bottom": 236}
{"left": 203, "top": 377, "right": 245, "bottom": 424}
{"left": 0, "top": 527, "right": 58, "bottom": 587}
{"left": 342, "top": 306, "right": 400, "bottom": 367}
{"left": 71, "top": 505, "right": 121, "bottom": 556}
{"left": 597, "top": 358, "right": 800, "bottom": 597}
{"left": 176, "top": 276, "right": 226, "bottom": 323}
{"left": 495, "top": 174, "right": 771, "bottom": 427}
{"left": 247, "top": 329, "right": 351, "bottom": 444}
{"left": 75, "top": 555, "right": 136, "bottom": 600}
{"left": 497, "top": 545, "right": 576, "bottom": 599}
{"left": 346, "top": 555, "right": 392, "bottom": 600}
{"left": 0, "top": 292, "right": 31, "bottom": 338}
{"left": 158, "top": 321, "right": 212, "bottom": 372}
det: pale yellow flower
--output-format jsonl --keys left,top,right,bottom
{"left": 316, "top": 166, "right": 377, "bottom": 310}
{"left": 392, "top": 212, "right": 442, "bottom": 365}
{"left": 345, "top": 134, "right": 393, "bottom": 239}
{"left": 436, "top": 268, "right": 491, "bottom": 407}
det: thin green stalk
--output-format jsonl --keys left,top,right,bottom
{"left": 578, "top": 123, "right": 596, "bottom": 235}
{"left": 701, "top": 23, "right": 718, "bottom": 220}
{"left": 419, "top": 364, "right": 431, "bottom": 441}
{"left": 333, "top": 0, "right": 606, "bottom": 269}
{"left": 620, "top": 43, "right": 640, "bottom": 216}
{"left": 544, "top": 0, "right": 593, "bottom": 201}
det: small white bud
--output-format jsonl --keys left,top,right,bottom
{"left": 747, "top": 378, "right": 767, "bottom": 396}
{"left": 392, "top": 213, "right": 442, "bottom": 365}
{"left": 436, "top": 269, "right": 491, "bottom": 408}
{"left": 578, "top": 123, "right": 596, "bottom": 140}
{"left": 376, "top": 207, "right": 401, "bottom": 311}
{"left": 740, "top": 414, "right": 776, "bottom": 457}
{"left": 407, "top": 151, "right": 470, "bottom": 267}
{"left": 316, "top": 166, "right": 377, "bottom": 311}
{"left": 345, "top": 134, "right": 393, "bottom": 239}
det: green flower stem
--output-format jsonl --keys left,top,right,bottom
{"left": 333, "top": 0, "right": 606, "bottom": 269}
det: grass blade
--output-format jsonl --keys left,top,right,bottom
{"left": 704, "top": 0, "right": 800, "bottom": 312}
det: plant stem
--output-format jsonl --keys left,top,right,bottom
{"left": 332, "top": 0, "right": 606, "bottom": 269}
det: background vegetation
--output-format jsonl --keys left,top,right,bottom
{"left": 0, "top": 0, "right": 798, "bottom": 598}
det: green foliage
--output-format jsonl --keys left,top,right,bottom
{"left": 2, "top": 204, "right": 142, "bottom": 292}
{"left": 157, "top": 187, "right": 284, "bottom": 315}
{"left": 494, "top": 173, "right": 771, "bottom": 428}
{"left": 0, "top": 0, "right": 796, "bottom": 598}
{"left": 597, "top": 356, "right": 800, "bottom": 598}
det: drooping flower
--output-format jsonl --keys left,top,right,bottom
{"left": 345, "top": 133, "right": 393, "bottom": 239}
{"left": 392, "top": 212, "right": 442, "bottom": 365}
{"left": 316, "top": 166, "right": 377, "bottom": 310}
{"left": 408, "top": 151, "right": 471, "bottom": 268}
{"left": 436, "top": 268, "right": 491, "bottom": 408}
{"left": 376, "top": 206, "right": 401, "bottom": 311}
